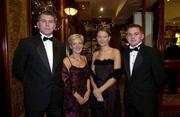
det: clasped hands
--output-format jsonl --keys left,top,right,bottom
{"left": 73, "top": 90, "right": 90, "bottom": 105}
{"left": 93, "top": 88, "right": 104, "bottom": 102}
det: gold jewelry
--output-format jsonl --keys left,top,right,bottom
{"left": 70, "top": 55, "right": 81, "bottom": 62}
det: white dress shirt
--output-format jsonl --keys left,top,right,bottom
{"left": 129, "top": 42, "right": 142, "bottom": 76}
{"left": 40, "top": 32, "right": 53, "bottom": 72}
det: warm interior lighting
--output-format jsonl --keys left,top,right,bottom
{"left": 175, "top": 33, "right": 180, "bottom": 38}
{"left": 100, "top": 7, "right": 104, "bottom": 12}
{"left": 176, "top": 38, "right": 180, "bottom": 46}
{"left": 64, "top": 7, "right": 78, "bottom": 16}
{"left": 175, "top": 33, "right": 180, "bottom": 46}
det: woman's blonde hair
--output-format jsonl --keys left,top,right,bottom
{"left": 68, "top": 34, "right": 84, "bottom": 45}
{"left": 66, "top": 34, "right": 84, "bottom": 56}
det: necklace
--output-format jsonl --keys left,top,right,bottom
{"left": 70, "top": 55, "right": 86, "bottom": 68}
{"left": 71, "top": 55, "right": 81, "bottom": 62}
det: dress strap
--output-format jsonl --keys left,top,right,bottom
{"left": 82, "top": 56, "right": 87, "bottom": 64}
{"left": 67, "top": 57, "right": 72, "bottom": 66}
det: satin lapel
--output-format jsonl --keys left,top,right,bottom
{"left": 52, "top": 39, "right": 61, "bottom": 73}
{"left": 131, "top": 48, "right": 143, "bottom": 77}
{"left": 124, "top": 50, "right": 131, "bottom": 80}
{"left": 36, "top": 36, "right": 51, "bottom": 72}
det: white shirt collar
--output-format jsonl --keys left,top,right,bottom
{"left": 129, "top": 42, "right": 142, "bottom": 49}
{"left": 40, "top": 32, "right": 53, "bottom": 41}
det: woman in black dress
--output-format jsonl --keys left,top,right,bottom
{"left": 90, "top": 26, "right": 121, "bottom": 117}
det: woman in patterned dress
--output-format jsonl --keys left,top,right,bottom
{"left": 62, "top": 34, "right": 90, "bottom": 117}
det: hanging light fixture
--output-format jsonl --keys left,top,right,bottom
{"left": 64, "top": 7, "right": 78, "bottom": 16}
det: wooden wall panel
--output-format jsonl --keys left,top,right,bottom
{"left": 6, "top": 0, "right": 29, "bottom": 116}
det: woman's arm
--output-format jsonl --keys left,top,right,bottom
{"left": 82, "top": 56, "right": 91, "bottom": 103}
{"left": 83, "top": 79, "right": 91, "bottom": 103}
{"left": 73, "top": 92, "right": 84, "bottom": 105}
{"left": 90, "top": 52, "right": 98, "bottom": 89}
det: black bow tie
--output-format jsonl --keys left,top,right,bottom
{"left": 128, "top": 47, "right": 139, "bottom": 52}
{"left": 43, "top": 37, "right": 53, "bottom": 41}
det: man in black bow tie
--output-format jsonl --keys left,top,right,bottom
{"left": 122, "top": 24, "right": 167, "bottom": 117}
{"left": 12, "top": 10, "right": 65, "bottom": 117}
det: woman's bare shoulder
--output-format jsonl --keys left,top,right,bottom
{"left": 112, "top": 48, "right": 120, "bottom": 54}
{"left": 63, "top": 57, "right": 71, "bottom": 69}
{"left": 93, "top": 50, "right": 99, "bottom": 57}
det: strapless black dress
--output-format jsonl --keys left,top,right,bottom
{"left": 90, "top": 59, "right": 121, "bottom": 117}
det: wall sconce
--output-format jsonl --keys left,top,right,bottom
{"left": 64, "top": 7, "right": 78, "bottom": 16}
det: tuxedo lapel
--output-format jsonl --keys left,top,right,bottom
{"left": 35, "top": 36, "right": 51, "bottom": 72}
{"left": 52, "top": 39, "right": 61, "bottom": 73}
{"left": 131, "top": 47, "right": 143, "bottom": 77}
{"left": 124, "top": 50, "right": 131, "bottom": 80}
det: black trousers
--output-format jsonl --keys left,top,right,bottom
{"left": 125, "top": 102, "right": 158, "bottom": 117}
{"left": 25, "top": 103, "right": 63, "bottom": 117}
{"left": 125, "top": 103, "right": 143, "bottom": 117}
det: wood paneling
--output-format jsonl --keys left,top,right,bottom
{"left": 6, "top": 0, "right": 29, "bottom": 116}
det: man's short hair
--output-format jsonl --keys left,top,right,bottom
{"left": 37, "top": 10, "right": 57, "bottom": 23}
{"left": 127, "top": 24, "right": 143, "bottom": 33}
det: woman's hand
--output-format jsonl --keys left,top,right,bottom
{"left": 83, "top": 90, "right": 90, "bottom": 103}
{"left": 93, "top": 88, "right": 102, "bottom": 97}
{"left": 96, "top": 94, "right": 104, "bottom": 102}
{"left": 73, "top": 92, "right": 84, "bottom": 105}
{"left": 93, "top": 88, "right": 104, "bottom": 102}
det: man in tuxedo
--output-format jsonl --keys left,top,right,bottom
{"left": 122, "top": 24, "right": 167, "bottom": 117}
{"left": 12, "top": 10, "right": 65, "bottom": 117}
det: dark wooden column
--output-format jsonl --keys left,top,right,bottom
{"left": 142, "top": 0, "right": 146, "bottom": 36}
{"left": 157, "top": 0, "right": 164, "bottom": 112}
{"left": 0, "top": 0, "right": 11, "bottom": 116}
{"left": 158, "top": 0, "right": 165, "bottom": 55}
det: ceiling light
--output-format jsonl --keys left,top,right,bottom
{"left": 100, "top": 7, "right": 104, "bottom": 12}
{"left": 64, "top": 7, "right": 78, "bottom": 16}
{"left": 81, "top": 4, "right": 86, "bottom": 10}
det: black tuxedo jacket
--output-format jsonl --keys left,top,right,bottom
{"left": 122, "top": 44, "right": 167, "bottom": 116}
{"left": 12, "top": 34, "right": 66, "bottom": 110}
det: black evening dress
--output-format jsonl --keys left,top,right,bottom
{"left": 91, "top": 59, "right": 121, "bottom": 117}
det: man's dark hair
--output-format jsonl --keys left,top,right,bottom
{"left": 127, "top": 24, "right": 144, "bottom": 33}
{"left": 37, "top": 10, "right": 57, "bottom": 23}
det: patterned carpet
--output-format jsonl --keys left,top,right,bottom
{"left": 163, "top": 93, "right": 180, "bottom": 105}
{"left": 160, "top": 87, "right": 180, "bottom": 117}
